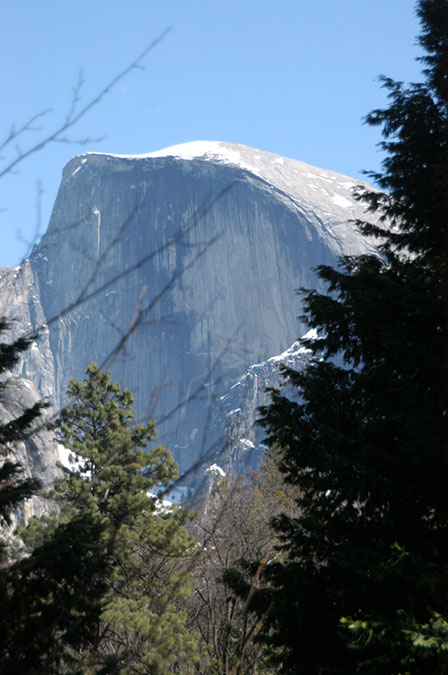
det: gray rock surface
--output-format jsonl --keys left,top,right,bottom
{"left": 1, "top": 141, "right": 380, "bottom": 481}
{"left": 0, "top": 375, "right": 60, "bottom": 528}
{"left": 0, "top": 261, "right": 55, "bottom": 400}
{"left": 213, "top": 335, "right": 313, "bottom": 475}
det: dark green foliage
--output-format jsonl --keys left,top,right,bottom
{"left": 258, "top": 2, "right": 448, "bottom": 672}
{"left": 0, "top": 322, "right": 47, "bottom": 671}
{"left": 1, "top": 363, "right": 200, "bottom": 673}
{"left": 2, "top": 515, "right": 110, "bottom": 674}
{"left": 0, "top": 320, "right": 43, "bottom": 553}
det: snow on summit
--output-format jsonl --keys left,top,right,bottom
{"left": 146, "top": 141, "right": 238, "bottom": 162}
{"left": 69, "top": 140, "right": 377, "bottom": 230}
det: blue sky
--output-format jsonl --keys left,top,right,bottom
{"left": 1, "top": 0, "right": 422, "bottom": 267}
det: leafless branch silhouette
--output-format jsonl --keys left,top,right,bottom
{"left": 0, "top": 28, "right": 172, "bottom": 182}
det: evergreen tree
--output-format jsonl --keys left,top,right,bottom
{"left": 0, "top": 319, "right": 43, "bottom": 561}
{"left": 258, "top": 1, "right": 448, "bottom": 672}
{"left": 2, "top": 363, "right": 200, "bottom": 673}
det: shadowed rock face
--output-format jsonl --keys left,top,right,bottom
{"left": 2, "top": 142, "right": 379, "bottom": 479}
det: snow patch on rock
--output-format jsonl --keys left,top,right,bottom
{"left": 71, "top": 141, "right": 377, "bottom": 233}
{"left": 205, "top": 463, "right": 226, "bottom": 478}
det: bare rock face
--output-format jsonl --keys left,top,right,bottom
{"left": 0, "top": 264, "right": 60, "bottom": 525}
{"left": 2, "top": 141, "right": 379, "bottom": 480}
{"left": 214, "top": 336, "right": 314, "bottom": 475}
{"left": 0, "top": 261, "right": 55, "bottom": 400}
{"left": 0, "top": 376, "right": 60, "bottom": 527}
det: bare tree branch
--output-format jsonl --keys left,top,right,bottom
{"left": 0, "top": 110, "right": 52, "bottom": 154}
{"left": 0, "top": 27, "right": 172, "bottom": 181}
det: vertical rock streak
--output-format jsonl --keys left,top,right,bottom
{"left": 2, "top": 143, "right": 380, "bottom": 479}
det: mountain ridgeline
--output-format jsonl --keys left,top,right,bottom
{"left": 1, "top": 141, "right": 379, "bottom": 486}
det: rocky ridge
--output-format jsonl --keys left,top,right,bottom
{"left": 1, "top": 141, "right": 380, "bottom": 492}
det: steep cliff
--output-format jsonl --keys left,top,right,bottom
{"left": 215, "top": 334, "right": 315, "bottom": 474}
{"left": 0, "top": 263, "right": 60, "bottom": 523}
{"left": 0, "top": 375, "right": 60, "bottom": 527}
{"left": 2, "top": 141, "right": 379, "bottom": 479}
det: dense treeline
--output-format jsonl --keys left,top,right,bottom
{"left": 0, "top": 0, "right": 446, "bottom": 671}
{"left": 0, "top": 364, "right": 200, "bottom": 672}
{"left": 0, "top": 359, "right": 292, "bottom": 673}
{"left": 252, "top": 0, "right": 448, "bottom": 672}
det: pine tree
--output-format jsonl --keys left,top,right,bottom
{"left": 258, "top": 1, "right": 448, "bottom": 672}
{"left": 2, "top": 363, "right": 200, "bottom": 673}
{"left": 0, "top": 319, "right": 44, "bottom": 560}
